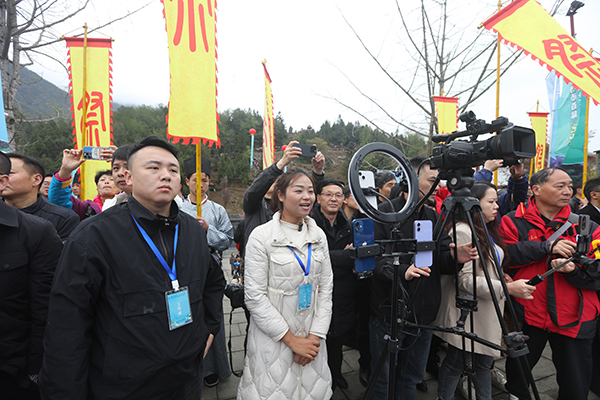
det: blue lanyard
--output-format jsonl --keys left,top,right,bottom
{"left": 489, "top": 236, "right": 501, "bottom": 264}
{"left": 288, "top": 244, "right": 312, "bottom": 277}
{"left": 131, "top": 214, "right": 180, "bottom": 289}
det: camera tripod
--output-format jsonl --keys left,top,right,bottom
{"left": 363, "top": 168, "right": 540, "bottom": 400}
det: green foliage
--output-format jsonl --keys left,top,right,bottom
{"left": 15, "top": 104, "right": 427, "bottom": 188}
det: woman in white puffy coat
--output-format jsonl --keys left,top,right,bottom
{"left": 237, "top": 168, "right": 334, "bottom": 400}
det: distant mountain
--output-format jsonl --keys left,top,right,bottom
{"left": 15, "top": 67, "right": 71, "bottom": 119}
{"left": 13, "top": 67, "right": 120, "bottom": 120}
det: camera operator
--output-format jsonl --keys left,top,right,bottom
{"left": 499, "top": 168, "right": 600, "bottom": 400}
{"left": 369, "top": 156, "right": 477, "bottom": 400}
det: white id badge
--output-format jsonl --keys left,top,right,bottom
{"left": 298, "top": 283, "right": 312, "bottom": 311}
{"left": 165, "top": 286, "right": 193, "bottom": 330}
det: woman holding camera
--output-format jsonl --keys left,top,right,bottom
{"left": 434, "top": 181, "right": 536, "bottom": 400}
{"left": 237, "top": 168, "right": 334, "bottom": 399}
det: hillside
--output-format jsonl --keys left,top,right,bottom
{"left": 15, "top": 68, "right": 71, "bottom": 119}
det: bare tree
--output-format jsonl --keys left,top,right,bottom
{"left": 0, "top": 0, "right": 149, "bottom": 150}
{"left": 334, "top": 0, "right": 567, "bottom": 153}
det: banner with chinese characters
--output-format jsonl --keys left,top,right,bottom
{"left": 432, "top": 96, "right": 459, "bottom": 134}
{"left": 549, "top": 79, "right": 587, "bottom": 183}
{"left": 162, "top": 0, "right": 219, "bottom": 146}
{"left": 527, "top": 111, "right": 549, "bottom": 173}
{"left": 482, "top": 0, "right": 600, "bottom": 106}
{"left": 65, "top": 37, "right": 113, "bottom": 201}
{"left": 262, "top": 60, "right": 275, "bottom": 169}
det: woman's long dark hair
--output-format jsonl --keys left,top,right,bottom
{"left": 462, "top": 181, "right": 507, "bottom": 268}
{"left": 269, "top": 167, "right": 315, "bottom": 214}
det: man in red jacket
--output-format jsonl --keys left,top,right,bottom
{"left": 500, "top": 167, "right": 600, "bottom": 400}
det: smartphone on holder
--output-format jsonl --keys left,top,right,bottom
{"left": 82, "top": 146, "right": 111, "bottom": 160}
{"left": 292, "top": 143, "right": 317, "bottom": 158}
{"left": 414, "top": 220, "right": 433, "bottom": 268}
{"left": 358, "top": 170, "right": 378, "bottom": 210}
{"left": 353, "top": 218, "right": 375, "bottom": 278}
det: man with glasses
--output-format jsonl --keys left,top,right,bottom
{"left": 311, "top": 179, "right": 355, "bottom": 392}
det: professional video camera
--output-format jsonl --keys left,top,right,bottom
{"left": 430, "top": 111, "right": 536, "bottom": 171}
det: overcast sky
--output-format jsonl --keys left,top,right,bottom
{"left": 29, "top": 0, "right": 600, "bottom": 151}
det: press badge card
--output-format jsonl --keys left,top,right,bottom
{"left": 165, "top": 287, "right": 193, "bottom": 330}
{"left": 298, "top": 283, "right": 312, "bottom": 311}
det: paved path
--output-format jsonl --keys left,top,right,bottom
{"left": 203, "top": 250, "right": 600, "bottom": 400}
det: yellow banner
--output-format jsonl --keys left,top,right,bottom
{"left": 65, "top": 37, "right": 113, "bottom": 201}
{"left": 528, "top": 112, "right": 549, "bottom": 173}
{"left": 262, "top": 60, "right": 275, "bottom": 169}
{"left": 433, "top": 96, "right": 458, "bottom": 134}
{"left": 162, "top": 0, "right": 219, "bottom": 146}
{"left": 483, "top": 0, "right": 600, "bottom": 106}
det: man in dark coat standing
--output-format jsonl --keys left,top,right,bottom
{"left": 0, "top": 152, "right": 63, "bottom": 399}
{"left": 311, "top": 179, "right": 355, "bottom": 391}
{"left": 3, "top": 153, "right": 79, "bottom": 240}
{"left": 40, "top": 136, "right": 225, "bottom": 400}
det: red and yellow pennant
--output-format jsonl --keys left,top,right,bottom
{"left": 482, "top": 0, "right": 600, "bottom": 105}
{"left": 162, "top": 0, "right": 219, "bottom": 146}
{"left": 262, "top": 60, "right": 275, "bottom": 169}
{"left": 432, "top": 96, "right": 459, "bottom": 134}
{"left": 65, "top": 36, "right": 113, "bottom": 201}
{"left": 528, "top": 111, "right": 549, "bottom": 173}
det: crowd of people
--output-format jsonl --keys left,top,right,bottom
{"left": 1, "top": 136, "right": 600, "bottom": 400}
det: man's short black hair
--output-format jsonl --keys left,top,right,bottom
{"left": 410, "top": 156, "right": 431, "bottom": 174}
{"left": 112, "top": 144, "right": 135, "bottom": 167}
{"left": 375, "top": 172, "right": 395, "bottom": 189}
{"left": 316, "top": 179, "right": 343, "bottom": 195}
{"left": 7, "top": 153, "right": 46, "bottom": 183}
{"left": 0, "top": 152, "right": 11, "bottom": 175}
{"left": 530, "top": 167, "right": 568, "bottom": 188}
{"left": 127, "top": 136, "right": 179, "bottom": 168}
{"left": 584, "top": 177, "right": 600, "bottom": 200}
{"left": 95, "top": 170, "right": 112, "bottom": 185}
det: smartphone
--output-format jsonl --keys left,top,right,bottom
{"left": 353, "top": 218, "right": 375, "bottom": 278}
{"left": 358, "top": 170, "right": 378, "bottom": 210}
{"left": 82, "top": 146, "right": 111, "bottom": 160}
{"left": 414, "top": 220, "right": 433, "bottom": 268}
{"left": 292, "top": 143, "right": 317, "bottom": 158}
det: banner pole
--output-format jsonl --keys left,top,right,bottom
{"left": 196, "top": 143, "right": 202, "bottom": 218}
{"left": 494, "top": 0, "right": 501, "bottom": 186}
{"left": 81, "top": 23, "right": 88, "bottom": 200}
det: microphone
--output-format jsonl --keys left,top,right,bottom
{"left": 298, "top": 222, "right": 303, "bottom": 231}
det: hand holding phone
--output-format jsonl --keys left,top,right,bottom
{"left": 82, "top": 146, "right": 112, "bottom": 161}
{"left": 414, "top": 220, "right": 433, "bottom": 268}
{"left": 292, "top": 143, "right": 317, "bottom": 158}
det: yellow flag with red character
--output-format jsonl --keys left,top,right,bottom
{"left": 528, "top": 111, "right": 549, "bottom": 173}
{"left": 162, "top": 0, "right": 219, "bottom": 146}
{"left": 262, "top": 60, "right": 275, "bottom": 169}
{"left": 433, "top": 96, "right": 459, "bottom": 134}
{"left": 482, "top": 0, "right": 600, "bottom": 105}
{"left": 65, "top": 37, "right": 113, "bottom": 201}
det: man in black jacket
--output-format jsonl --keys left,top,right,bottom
{"left": 369, "top": 157, "right": 475, "bottom": 400}
{"left": 579, "top": 177, "right": 600, "bottom": 225}
{"left": 0, "top": 152, "right": 63, "bottom": 400}
{"left": 3, "top": 153, "right": 79, "bottom": 240}
{"left": 39, "top": 136, "right": 225, "bottom": 400}
{"left": 311, "top": 179, "right": 355, "bottom": 391}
